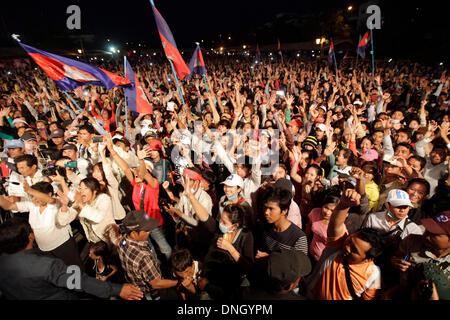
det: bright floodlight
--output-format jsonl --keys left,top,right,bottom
{"left": 109, "top": 46, "right": 116, "bottom": 53}
{"left": 348, "top": 6, "right": 353, "bottom": 11}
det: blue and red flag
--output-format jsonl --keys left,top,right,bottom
{"left": 357, "top": 31, "right": 371, "bottom": 58}
{"left": 150, "top": 0, "right": 190, "bottom": 80}
{"left": 277, "top": 39, "right": 283, "bottom": 63}
{"left": 17, "top": 42, "right": 130, "bottom": 91}
{"left": 256, "top": 44, "right": 261, "bottom": 62}
{"left": 186, "top": 44, "right": 206, "bottom": 80}
{"left": 328, "top": 41, "right": 335, "bottom": 64}
{"left": 124, "top": 57, "right": 153, "bottom": 114}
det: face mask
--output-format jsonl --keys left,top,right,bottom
{"left": 227, "top": 194, "right": 238, "bottom": 201}
{"left": 387, "top": 210, "right": 401, "bottom": 221}
{"left": 219, "top": 223, "right": 232, "bottom": 234}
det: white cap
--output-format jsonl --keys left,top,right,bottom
{"left": 221, "top": 174, "right": 244, "bottom": 188}
{"left": 140, "top": 119, "right": 152, "bottom": 127}
{"left": 334, "top": 166, "right": 352, "bottom": 178}
{"left": 353, "top": 101, "right": 363, "bottom": 106}
{"left": 141, "top": 127, "right": 151, "bottom": 137}
{"left": 316, "top": 123, "right": 327, "bottom": 132}
{"left": 319, "top": 105, "right": 327, "bottom": 112}
{"left": 386, "top": 189, "right": 413, "bottom": 207}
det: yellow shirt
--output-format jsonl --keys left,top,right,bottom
{"left": 365, "top": 181, "right": 380, "bottom": 212}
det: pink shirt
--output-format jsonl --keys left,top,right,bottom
{"left": 308, "top": 208, "right": 347, "bottom": 261}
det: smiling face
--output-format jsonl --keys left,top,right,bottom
{"left": 223, "top": 185, "right": 240, "bottom": 198}
{"left": 361, "top": 138, "right": 373, "bottom": 151}
{"left": 406, "top": 182, "right": 427, "bottom": 205}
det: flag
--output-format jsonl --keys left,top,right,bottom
{"left": 328, "top": 41, "right": 335, "bottom": 64}
{"left": 256, "top": 44, "right": 261, "bottom": 61}
{"left": 277, "top": 39, "right": 283, "bottom": 59}
{"left": 357, "top": 31, "right": 371, "bottom": 58}
{"left": 17, "top": 42, "right": 130, "bottom": 91}
{"left": 186, "top": 44, "right": 206, "bottom": 80}
{"left": 340, "top": 51, "right": 349, "bottom": 67}
{"left": 124, "top": 57, "right": 153, "bottom": 114}
{"left": 150, "top": 1, "right": 190, "bottom": 80}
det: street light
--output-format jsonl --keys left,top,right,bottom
{"left": 77, "top": 49, "right": 82, "bottom": 54}
{"left": 109, "top": 46, "right": 116, "bottom": 53}
{"left": 315, "top": 38, "right": 321, "bottom": 45}
{"left": 348, "top": 5, "right": 353, "bottom": 11}
{"left": 243, "top": 45, "right": 246, "bottom": 49}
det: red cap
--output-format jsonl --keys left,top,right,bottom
{"left": 287, "top": 119, "right": 302, "bottom": 128}
{"left": 148, "top": 140, "right": 162, "bottom": 151}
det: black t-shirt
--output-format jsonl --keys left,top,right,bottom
{"left": 261, "top": 222, "right": 308, "bottom": 255}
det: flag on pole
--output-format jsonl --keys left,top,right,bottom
{"left": 256, "top": 44, "right": 261, "bottom": 62}
{"left": 340, "top": 51, "right": 349, "bottom": 67}
{"left": 124, "top": 57, "right": 153, "bottom": 114}
{"left": 186, "top": 44, "right": 206, "bottom": 80}
{"left": 357, "top": 31, "right": 371, "bottom": 59}
{"left": 16, "top": 42, "right": 130, "bottom": 91}
{"left": 277, "top": 39, "right": 283, "bottom": 62}
{"left": 150, "top": 1, "right": 190, "bottom": 80}
{"left": 328, "top": 41, "right": 335, "bottom": 64}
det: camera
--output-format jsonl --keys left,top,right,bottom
{"left": 42, "top": 165, "right": 66, "bottom": 177}
{"left": 93, "top": 136, "right": 103, "bottom": 143}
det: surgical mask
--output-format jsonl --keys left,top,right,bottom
{"left": 219, "top": 223, "right": 232, "bottom": 234}
{"left": 226, "top": 194, "right": 238, "bottom": 201}
{"left": 387, "top": 210, "right": 401, "bottom": 221}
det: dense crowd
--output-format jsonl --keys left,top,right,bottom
{"left": 0, "top": 54, "right": 448, "bottom": 300}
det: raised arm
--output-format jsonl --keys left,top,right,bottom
{"left": 328, "top": 189, "right": 361, "bottom": 239}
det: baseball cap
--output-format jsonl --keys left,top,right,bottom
{"left": 421, "top": 211, "right": 450, "bottom": 235}
{"left": 287, "top": 119, "right": 302, "bottom": 128}
{"left": 121, "top": 210, "right": 160, "bottom": 233}
{"left": 147, "top": 139, "right": 162, "bottom": 151}
{"left": 12, "top": 118, "right": 28, "bottom": 127}
{"left": 221, "top": 174, "right": 244, "bottom": 188}
{"left": 144, "top": 129, "right": 158, "bottom": 139}
{"left": 386, "top": 189, "right": 413, "bottom": 208}
{"left": 353, "top": 100, "right": 363, "bottom": 106}
{"left": 4, "top": 139, "right": 25, "bottom": 150}
{"left": 267, "top": 248, "right": 312, "bottom": 287}
{"left": 319, "top": 105, "right": 327, "bottom": 112}
{"left": 21, "top": 132, "right": 37, "bottom": 142}
{"left": 361, "top": 149, "right": 379, "bottom": 161}
{"left": 315, "top": 123, "right": 327, "bottom": 132}
{"left": 49, "top": 128, "right": 64, "bottom": 139}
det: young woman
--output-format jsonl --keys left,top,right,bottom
{"left": 88, "top": 241, "right": 119, "bottom": 282}
{"left": 91, "top": 143, "right": 127, "bottom": 222}
{"left": 105, "top": 133, "right": 172, "bottom": 261}
{"left": 57, "top": 177, "right": 116, "bottom": 245}
{"left": 198, "top": 204, "right": 254, "bottom": 300}
{"left": 361, "top": 161, "right": 380, "bottom": 212}
{"left": 305, "top": 195, "right": 344, "bottom": 262}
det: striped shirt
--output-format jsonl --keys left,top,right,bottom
{"left": 117, "top": 237, "right": 161, "bottom": 297}
{"left": 262, "top": 223, "right": 308, "bottom": 255}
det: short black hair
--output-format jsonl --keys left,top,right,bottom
{"left": 406, "top": 178, "right": 431, "bottom": 196}
{"left": 357, "top": 228, "right": 384, "bottom": 259}
{"left": 395, "top": 142, "right": 415, "bottom": 155}
{"left": 170, "top": 248, "right": 194, "bottom": 274}
{"left": 263, "top": 187, "right": 292, "bottom": 212}
{"left": 14, "top": 154, "right": 38, "bottom": 168}
{"left": 409, "top": 155, "right": 426, "bottom": 171}
{"left": 0, "top": 217, "right": 32, "bottom": 254}
{"left": 30, "top": 181, "right": 54, "bottom": 196}
{"left": 78, "top": 124, "right": 95, "bottom": 134}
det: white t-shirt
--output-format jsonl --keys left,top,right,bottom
{"left": 16, "top": 201, "right": 72, "bottom": 251}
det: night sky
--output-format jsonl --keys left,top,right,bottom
{"left": 0, "top": 0, "right": 448, "bottom": 63}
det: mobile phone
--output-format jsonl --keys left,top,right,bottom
{"left": 93, "top": 136, "right": 103, "bottom": 143}
{"left": 402, "top": 254, "right": 410, "bottom": 262}
{"left": 276, "top": 90, "right": 285, "bottom": 96}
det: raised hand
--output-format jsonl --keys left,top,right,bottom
{"left": 339, "top": 189, "right": 361, "bottom": 208}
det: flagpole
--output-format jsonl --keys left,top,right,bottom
{"left": 63, "top": 91, "right": 83, "bottom": 113}
{"left": 333, "top": 50, "right": 339, "bottom": 82}
{"left": 203, "top": 74, "right": 209, "bottom": 92}
{"left": 123, "top": 56, "right": 128, "bottom": 139}
{"left": 370, "top": 29, "right": 375, "bottom": 83}
{"left": 168, "top": 59, "right": 186, "bottom": 106}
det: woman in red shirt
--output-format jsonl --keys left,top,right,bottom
{"left": 105, "top": 134, "right": 172, "bottom": 261}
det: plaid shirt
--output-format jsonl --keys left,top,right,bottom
{"left": 117, "top": 237, "right": 161, "bottom": 297}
